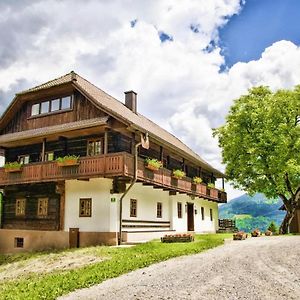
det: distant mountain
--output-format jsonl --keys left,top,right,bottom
{"left": 219, "top": 193, "right": 285, "bottom": 232}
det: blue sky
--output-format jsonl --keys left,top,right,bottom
{"left": 0, "top": 0, "right": 300, "bottom": 199}
{"left": 220, "top": 0, "right": 300, "bottom": 67}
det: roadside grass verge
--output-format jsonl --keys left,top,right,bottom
{"left": 0, "top": 233, "right": 231, "bottom": 300}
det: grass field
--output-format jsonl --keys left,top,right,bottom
{"left": 0, "top": 233, "right": 231, "bottom": 300}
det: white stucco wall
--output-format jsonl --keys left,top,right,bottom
{"left": 123, "top": 183, "right": 170, "bottom": 222}
{"left": 64, "top": 179, "right": 219, "bottom": 235}
{"left": 64, "top": 178, "right": 115, "bottom": 232}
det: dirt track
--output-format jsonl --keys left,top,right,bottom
{"left": 60, "top": 236, "right": 300, "bottom": 300}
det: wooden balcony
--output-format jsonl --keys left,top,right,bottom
{"left": 0, "top": 152, "right": 227, "bottom": 203}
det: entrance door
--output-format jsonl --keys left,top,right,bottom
{"left": 187, "top": 203, "right": 194, "bottom": 231}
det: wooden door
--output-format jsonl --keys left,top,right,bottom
{"left": 187, "top": 203, "right": 194, "bottom": 231}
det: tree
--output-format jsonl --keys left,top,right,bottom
{"left": 213, "top": 86, "right": 300, "bottom": 234}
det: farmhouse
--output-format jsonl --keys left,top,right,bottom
{"left": 0, "top": 72, "right": 226, "bottom": 253}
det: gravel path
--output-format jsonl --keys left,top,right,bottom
{"left": 60, "top": 236, "right": 300, "bottom": 300}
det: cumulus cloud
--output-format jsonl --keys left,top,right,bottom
{"left": 1, "top": 1, "right": 300, "bottom": 199}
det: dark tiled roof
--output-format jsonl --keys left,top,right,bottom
{"left": 0, "top": 117, "right": 108, "bottom": 144}
{"left": 6, "top": 72, "right": 225, "bottom": 177}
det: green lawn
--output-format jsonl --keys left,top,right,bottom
{"left": 0, "top": 233, "right": 231, "bottom": 300}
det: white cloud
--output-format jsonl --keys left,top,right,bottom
{"left": 1, "top": 1, "right": 300, "bottom": 200}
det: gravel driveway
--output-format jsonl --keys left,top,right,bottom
{"left": 60, "top": 236, "right": 300, "bottom": 300}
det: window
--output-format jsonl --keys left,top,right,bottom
{"left": 51, "top": 99, "right": 60, "bottom": 111}
{"left": 16, "top": 199, "right": 26, "bottom": 216}
{"left": 87, "top": 139, "right": 103, "bottom": 156}
{"left": 41, "top": 101, "right": 50, "bottom": 114}
{"left": 157, "top": 202, "right": 162, "bottom": 218}
{"left": 30, "top": 95, "right": 73, "bottom": 117}
{"left": 31, "top": 103, "right": 40, "bottom": 116}
{"left": 37, "top": 198, "right": 48, "bottom": 217}
{"left": 14, "top": 237, "right": 24, "bottom": 248}
{"left": 130, "top": 199, "right": 137, "bottom": 217}
{"left": 18, "top": 155, "right": 30, "bottom": 165}
{"left": 45, "top": 152, "right": 54, "bottom": 161}
{"left": 79, "top": 198, "right": 92, "bottom": 217}
{"left": 201, "top": 207, "right": 205, "bottom": 221}
{"left": 210, "top": 208, "right": 213, "bottom": 221}
{"left": 177, "top": 202, "right": 182, "bottom": 218}
{"left": 61, "top": 96, "right": 72, "bottom": 109}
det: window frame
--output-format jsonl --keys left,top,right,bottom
{"left": 15, "top": 198, "right": 26, "bottom": 216}
{"left": 29, "top": 95, "right": 73, "bottom": 118}
{"left": 201, "top": 207, "right": 205, "bottom": 221}
{"left": 79, "top": 198, "right": 92, "bottom": 217}
{"left": 44, "top": 151, "right": 55, "bottom": 162}
{"left": 157, "top": 202, "right": 162, "bottom": 218}
{"left": 18, "top": 154, "right": 30, "bottom": 165}
{"left": 177, "top": 202, "right": 182, "bottom": 219}
{"left": 87, "top": 138, "right": 104, "bottom": 156}
{"left": 37, "top": 198, "right": 48, "bottom": 217}
{"left": 130, "top": 199, "right": 137, "bottom": 217}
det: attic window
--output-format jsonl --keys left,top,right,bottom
{"left": 30, "top": 95, "right": 73, "bottom": 117}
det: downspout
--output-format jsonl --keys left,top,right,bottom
{"left": 118, "top": 140, "right": 142, "bottom": 245}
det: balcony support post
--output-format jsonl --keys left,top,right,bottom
{"left": 104, "top": 129, "right": 108, "bottom": 155}
{"left": 41, "top": 138, "right": 46, "bottom": 162}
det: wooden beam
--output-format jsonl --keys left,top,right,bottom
{"left": 41, "top": 138, "right": 46, "bottom": 162}
{"left": 57, "top": 181, "right": 65, "bottom": 231}
{"left": 104, "top": 128, "right": 108, "bottom": 154}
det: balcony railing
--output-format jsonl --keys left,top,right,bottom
{"left": 0, "top": 152, "right": 227, "bottom": 203}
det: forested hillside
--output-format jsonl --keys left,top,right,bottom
{"left": 219, "top": 193, "right": 285, "bottom": 232}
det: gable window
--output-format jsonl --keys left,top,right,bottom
{"left": 87, "top": 139, "right": 103, "bottom": 156}
{"left": 157, "top": 202, "right": 162, "bottom": 218}
{"left": 16, "top": 199, "right": 26, "bottom": 216}
{"left": 41, "top": 101, "right": 50, "bottom": 114}
{"left": 18, "top": 155, "right": 30, "bottom": 165}
{"left": 30, "top": 95, "right": 73, "bottom": 117}
{"left": 31, "top": 103, "right": 40, "bottom": 116}
{"left": 61, "top": 96, "right": 72, "bottom": 110}
{"left": 177, "top": 202, "right": 182, "bottom": 219}
{"left": 210, "top": 208, "right": 213, "bottom": 221}
{"left": 51, "top": 99, "right": 60, "bottom": 111}
{"left": 79, "top": 198, "right": 92, "bottom": 217}
{"left": 37, "top": 198, "right": 48, "bottom": 217}
{"left": 201, "top": 207, "right": 205, "bottom": 221}
{"left": 130, "top": 199, "right": 137, "bottom": 217}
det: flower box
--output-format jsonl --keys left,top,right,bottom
{"left": 251, "top": 229, "right": 261, "bottom": 237}
{"left": 4, "top": 162, "right": 23, "bottom": 173}
{"left": 172, "top": 169, "right": 185, "bottom": 179}
{"left": 56, "top": 155, "right": 80, "bottom": 167}
{"left": 161, "top": 233, "right": 194, "bottom": 243}
{"left": 144, "top": 158, "right": 163, "bottom": 171}
{"left": 233, "top": 231, "right": 247, "bottom": 240}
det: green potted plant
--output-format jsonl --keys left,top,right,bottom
{"left": 207, "top": 183, "right": 215, "bottom": 189}
{"left": 172, "top": 169, "right": 185, "bottom": 179}
{"left": 144, "top": 158, "right": 163, "bottom": 171}
{"left": 193, "top": 176, "right": 203, "bottom": 184}
{"left": 56, "top": 155, "right": 80, "bottom": 167}
{"left": 4, "top": 162, "right": 23, "bottom": 173}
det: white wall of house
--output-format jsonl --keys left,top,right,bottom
{"left": 123, "top": 183, "right": 170, "bottom": 222}
{"left": 64, "top": 179, "right": 219, "bottom": 236}
{"left": 64, "top": 178, "right": 113, "bottom": 232}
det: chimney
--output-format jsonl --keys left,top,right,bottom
{"left": 124, "top": 91, "right": 137, "bottom": 113}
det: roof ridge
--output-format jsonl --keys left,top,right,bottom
{"left": 17, "top": 71, "right": 75, "bottom": 95}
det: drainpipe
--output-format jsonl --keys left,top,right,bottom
{"left": 118, "top": 138, "right": 143, "bottom": 245}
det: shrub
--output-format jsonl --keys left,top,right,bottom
{"left": 4, "top": 162, "right": 23, "bottom": 169}
{"left": 56, "top": 155, "right": 79, "bottom": 163}
{"left": 207, "top": 183, "right": 215, "bottom": 189}
{"left": 267, "top": 221, "right": 278, "bottom": 233}
{"left": 145, "top": 158, "right": 163, "bottom": 170}
{"left": 172, "top": 169, "right": 185, "bottom": 179}
{"left": 193, "top": 176, "right": 203, "bottom": 184}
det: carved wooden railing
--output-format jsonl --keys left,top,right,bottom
{"left": 0, "top": 152, "right": 227, "bottom": 203}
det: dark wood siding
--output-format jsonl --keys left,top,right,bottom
{"left": 2, "top": 183, "right": 60, "bottom": 231}
{"left": 1, "top": 91, "right": 106, "bottom": 134}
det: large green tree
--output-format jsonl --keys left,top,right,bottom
{"left": 214, "top": 86, "right": 300, "bottom": 233}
